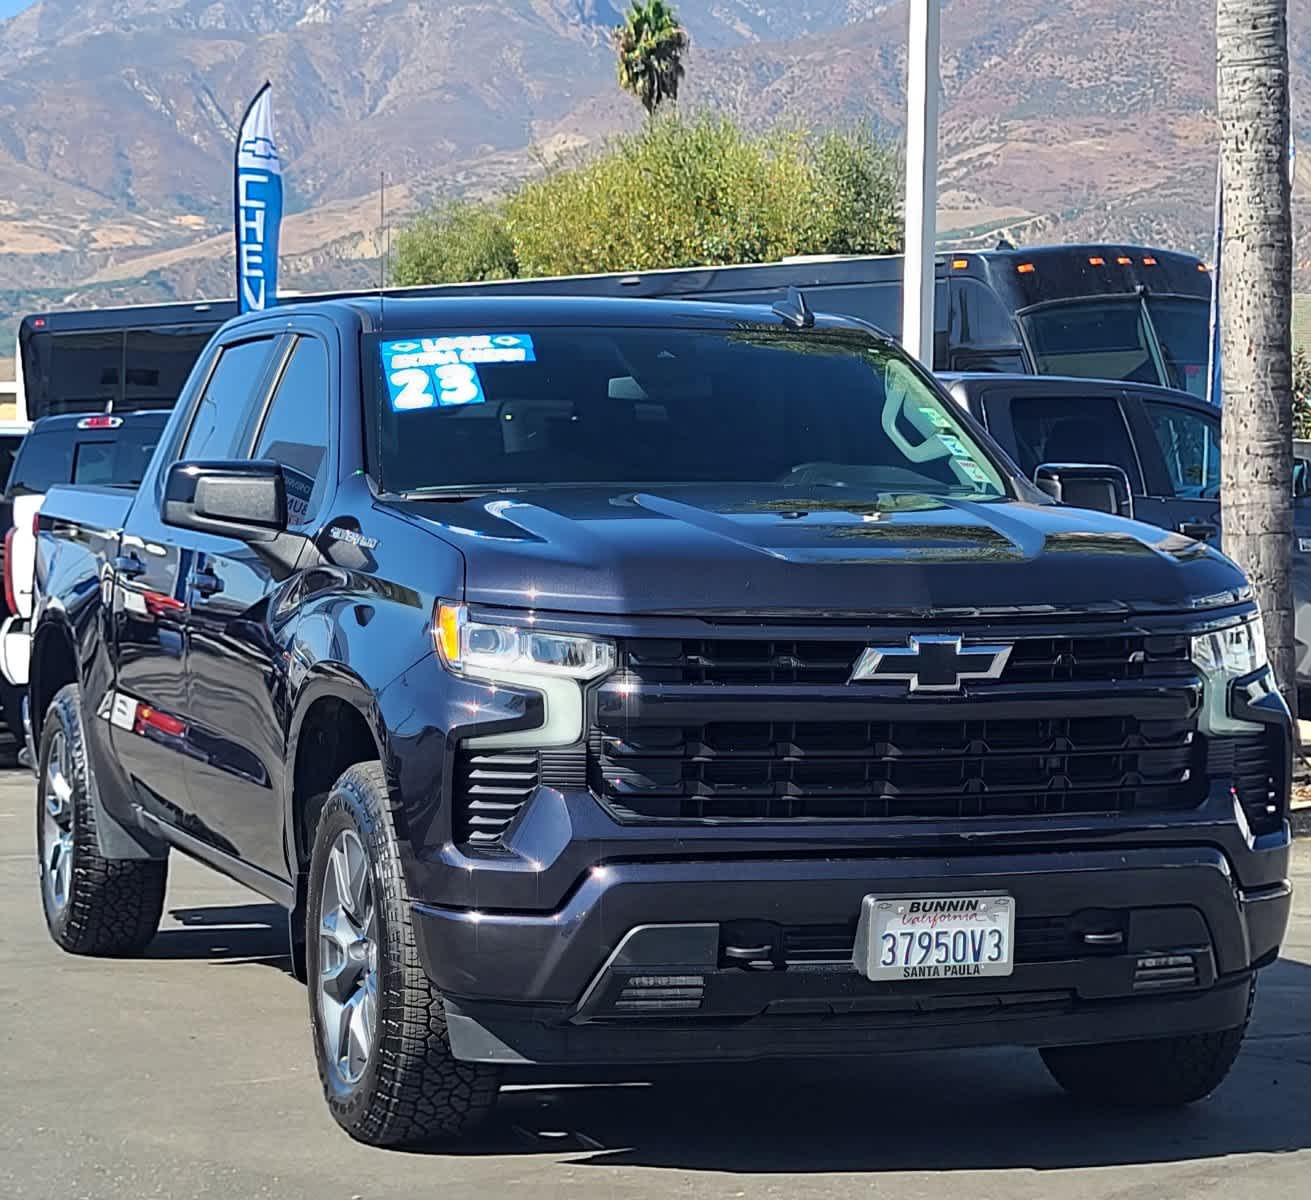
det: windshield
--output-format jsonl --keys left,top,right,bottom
{"left": 1146, "top": 297, "right": 1209, "bottom": 397}
{"left": 1022, "top": 299, "right": 1159, "bottom": 384}
{"left": 1020, "top": 296, "right": 1209, "bottom": 393}
{"left": 372, "top": 327, "right": 1009, "bottom": 498}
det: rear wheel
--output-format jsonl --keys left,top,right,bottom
{"left": 37, "top": 684, "right": 168, "bottom": 955}
{"left": 306, "top": 761, "right": 499, "bottom": 1145}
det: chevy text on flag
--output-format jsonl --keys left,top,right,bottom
{"left": 234, "top": 83, "right": 283, "bottom": 314}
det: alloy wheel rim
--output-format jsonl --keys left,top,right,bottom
{"left": 316, "top": 829, "right": 378, "bottom": 1087}
{"left": 40, "top": 730, "right": 75, "bottom": 916}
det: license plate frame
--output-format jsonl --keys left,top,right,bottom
{"left": 854, "top": 892, "right": 1016, "bottom": 982}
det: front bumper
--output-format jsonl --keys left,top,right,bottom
{"left": 415, "top": 842, "right": 1291, "bottom": 1065}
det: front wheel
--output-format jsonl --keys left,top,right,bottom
{"left": 37, "top": 684, "right": 167, "bottom": 955}
{"left": 306, "top": 762, "right": 499, "bottom": 1146}
{"left": 1040, "top": 1019, "right": 1249, "bottom": 1108}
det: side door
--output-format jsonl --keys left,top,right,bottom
{"left": 1123, "top": 394, "right": 1222, "bottom": 543}
{"left": 111, "top": 335, "right": 281, "bottom": 838}
{"left": 184, "top": 329, "right": 335, "bottom": 881}
{"left": 981, "top": 388, "right": 1147, "bottom": 498}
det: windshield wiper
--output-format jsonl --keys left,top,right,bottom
{"left": 396, "top": 486, "right": 521, "bottom": 502}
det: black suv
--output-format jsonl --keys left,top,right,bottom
{"left": 29, "top": 296, "right": 1292, "bottom": 1145}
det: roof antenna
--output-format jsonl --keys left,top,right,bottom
{"left": 378, "top": 170, "right": 387, "bottom": 332}
{"left": 773, "top": 286, "right": 814, "bottom": 329}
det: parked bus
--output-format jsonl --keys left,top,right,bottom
{"left": 14, "top": 243, "right": 1211, "bottom": 422}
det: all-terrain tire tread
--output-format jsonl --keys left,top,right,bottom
{"left": 41, "top": 684, "right": 167, "bottom": 956}
{"left": 310, "top": 762, "right": 499, "bottom": 1146}
{"left": 1040, "top": 1013, "right": 1249, "bottom": 1108}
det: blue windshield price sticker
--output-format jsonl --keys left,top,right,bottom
{"left": 382, "top": 334, "right": 536, "bottom": 411}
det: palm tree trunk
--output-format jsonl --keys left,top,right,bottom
{"left": 1217, "top": 0, "right": 1296, "bottom": 717}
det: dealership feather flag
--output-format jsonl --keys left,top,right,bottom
{"left": 234, "top": 83, "right": 283, "bottom": 313}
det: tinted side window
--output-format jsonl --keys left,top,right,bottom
{"left": 1009, "top": 395, "right": 1143, "bottom": 490}
{"left": 951, "top": 278, "right": 1022, "bottom": 349}
{"left": 1144, "top": 401, "right": 1220, "bottom": 498}
{"left": 123, "top": 327, "right": 217, "bottom": 411}
{"left": 0, "top": 435, "right": 23, "bottom": 490}
{"left": 44, "top": 332, "right": 122, "bottom": 414}
{"left": 182, "top": 339, "right": 275, "bottom": 460}
{"left": 5, "top": 431, "right": 74, "bottom": 497}
{"left": 252, "top": 336, "right": 330, "bottom": 525}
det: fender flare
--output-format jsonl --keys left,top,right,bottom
{"left": 29, "top": 614, "right": 80, "bottom": 742}
{"left": 281, "top": 664, "right": 390, "bottom": 874}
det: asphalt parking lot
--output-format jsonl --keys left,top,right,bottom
{"left": 1, "top": 762, "right": 1309, "bottom": 1200}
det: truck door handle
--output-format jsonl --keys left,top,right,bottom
{"left": 191, "top": 569, "right": 224, "bottom": 597}
{"left": 1178, "top": 522, "right": 1218, "bottom": 541}
{"left": 113, "top": 553, "right": 146, "bottom": 579}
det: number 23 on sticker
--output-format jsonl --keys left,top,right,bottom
{"left": 388, "top": 363, "right": 486, "bottom": 411}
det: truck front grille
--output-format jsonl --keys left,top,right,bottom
{"left": 621, "top": 633, "right": 1192, "bottom": 688}
{"left": 590, "top": 715, "right": 1204, "bottom": 823}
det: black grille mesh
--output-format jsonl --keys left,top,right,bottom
{"left": 591, "top": 715, "right": 1203, "bottom": 822}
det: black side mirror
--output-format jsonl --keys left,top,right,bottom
{"left": 163, "top": 460, "right": 287, "bottom": 541}
{"left": 1033, "top": 463, "right": 1135, "bottom": 520}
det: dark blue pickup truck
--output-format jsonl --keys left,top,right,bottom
{"left": 28, "top": 295, "right": 1292, "bottom": 1146}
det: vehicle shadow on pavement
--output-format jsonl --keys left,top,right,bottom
{"left": 449, "top": 956, "right": 1311, "bottom": 1172}
{"left": 146, "top": 903, "right": 295, "bottom": 976}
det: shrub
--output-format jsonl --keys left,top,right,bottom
{"left": 392, "top": 116, "right": 902, "bottom": 286}
{"left": 390, "top": 200, "right": 517, "bottom": 287}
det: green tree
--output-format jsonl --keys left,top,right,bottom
{"left": 390, "top": 200, "right": 517, "bottom": 287}
{"left": 391, "top": 117, "right": 903, "bottom": 288}
{"left": 505, "top": 117, "right": 901, "bottom": 277}
{"left": 810, "top": 126, "right": 902, "bottom": 255}
{"left": 1294, "top": 344, "right": 1311, "bottom": 439}
{"left": 612, "top": 0, "right": 689, "bottom": 119}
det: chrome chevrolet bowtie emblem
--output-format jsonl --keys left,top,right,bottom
{"left": 850, "top": 635, "right": 1014, "bottom": 692}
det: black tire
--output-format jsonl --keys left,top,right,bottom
{"left": 36, "top": 683, "right": 168, "bottom": 955}
{"left": 1040, "top": 1005, "right": 1251, "bottom": 1108}
{"left": 306, "top": 761, "right": 499, "bottom": 1146}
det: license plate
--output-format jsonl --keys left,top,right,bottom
{"left": 855, "top": 894, "right": 1015, "bottom": 981}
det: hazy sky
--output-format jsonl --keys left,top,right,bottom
{"left": 0, "top": 0, "right": 32, "bottom": 17}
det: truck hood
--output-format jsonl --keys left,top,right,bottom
{"left": 391, "top": 485, "right": 1248, "bottom": 617}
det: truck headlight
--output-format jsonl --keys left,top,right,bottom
{"left": 433, "top": 603, "right": 615, "bottom": 748}
{"left": 1192, "top": 615, "right": 1268, "bottom": 680}
{"left": 434, "top": 603, "right": 615, "bottom": 680}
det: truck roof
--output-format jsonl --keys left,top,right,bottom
{"left": 224, "top": 292, "right": 889, "bottom": 337}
